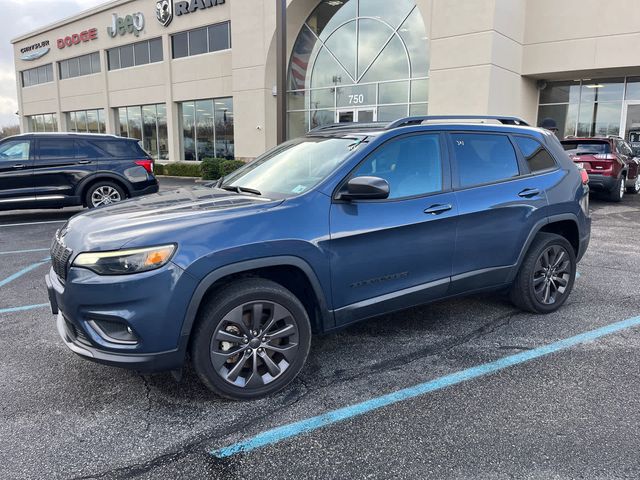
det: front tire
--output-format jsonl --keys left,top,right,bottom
{"left": 191, "top": 279, "right": 312, "bottom": 400}
{"left": 510, "top": 233, "right": 576, "bottom": 314}
{"left": 626, "top": 174, "right": 640, "bottom": 194}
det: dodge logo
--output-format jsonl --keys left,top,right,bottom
{"left": 156, "top": 0, "right": 173, "bottom": 27}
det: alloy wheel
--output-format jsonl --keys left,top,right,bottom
{"left": 620, "top": 177, "right": 626, "bottom": 199}
{"left": 91, "top": 186, "right": 122, "bottom": 207}
{"left": 532, "top": 245, "right": 572, "bottom": 305}
{"left": 209, "top": 301, "right": 300, "bottom": 388}
{"left": 635, "top": 175, "right": 640, "bottom": 193}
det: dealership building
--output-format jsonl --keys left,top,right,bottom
{"left": 11, "top": 0, "right": 640, "bottom": 161}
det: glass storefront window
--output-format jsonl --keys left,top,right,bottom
{"left": 287, "top": 0, "right": 429, "bottom": 137}
{"left": 179, "top": 98, "right": 234, "bottom": 161}
{"left": 538, "top": 79, "right": 627, "bottom": 138}
{"left": 116, "top": 104, "right": 168, "bottom": 161}
{"left": 27, "top": 113, "right": 58, "bottom": 132}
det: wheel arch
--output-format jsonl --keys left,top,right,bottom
{"left": 77, "top": 174, "right": 133, "bottom": 206}
{"left": 180, "top": 257, "right": 333, "bottom": 347}
{"left": 508, "top": 214, "right": 580, "bottom": 283}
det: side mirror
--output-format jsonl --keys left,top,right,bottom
{"left": 339, "top": 176, "right": 390, "bottom": 201}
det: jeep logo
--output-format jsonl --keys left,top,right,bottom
{"left": 108, "top": 13, "right": 145, "bottom": 38}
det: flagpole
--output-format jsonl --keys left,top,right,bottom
{"left": 276, "top": 0, "right": 287, "bottom": 144}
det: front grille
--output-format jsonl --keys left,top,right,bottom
{"left": 51, "top": 236, "right": 72, "bottom": 281}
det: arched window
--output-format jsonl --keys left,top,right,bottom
{"left": 287, "top": 0, "right": 429, "bottom": 138}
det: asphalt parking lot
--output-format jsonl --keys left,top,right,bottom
{"left": 1, "top": 178, "right": 640, "bottom": 480}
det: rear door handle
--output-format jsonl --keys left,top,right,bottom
{"left": 518, "top": 188, "right": 542, "bottom": 199}
{"left": 12, "top": 164, "right": 26, "bottom": 169}
{"left": 424, "top": 204, "right": 453, "bottom": 215}
{"left": 78, "top": 160, "right": 92, "bottom": 165}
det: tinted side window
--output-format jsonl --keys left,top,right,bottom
{"left": 514, "top": 136, "right": 556, "bottom": 173}
{"left": 91, "top": 140, "right": 144, "bottom": 158}
{"left": 76, "top": 141, "right": 102, "bottom": 159}
{"left": 452, "top": 133, "right": 519, "bottom": 188}
{"left": 38, "top": 139, "right": 76, "bottom": 159}
{"left": 352, "top": 134, "right": 442, "bottom": 199}
{"left": 0, "top": 140, "right": 30, "bottom": 161}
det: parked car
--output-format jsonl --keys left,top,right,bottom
{"left": 561, "top": 136, "right": 640, "bottom": 202}
{"left": 46, "top": 116, "right": 591, "bottom": 400}
{"left": 0, "top": 133, "right": 158, "bottom": 210}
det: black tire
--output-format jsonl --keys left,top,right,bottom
{"left": 510, "top": 233, "right": 576, "bottom": 314}
{"left": 607, "top": 175, "right": 625, "bottom": 202}
{"left": 191, "top": 278, "right": 312, "bottom": 400}
{"left": 85, "top": 181, "right": 126, "bottom": 209}
{"left": 626, "top": 174, "right": 640, "bottom": 194}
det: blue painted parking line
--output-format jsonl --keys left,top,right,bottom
{"left": 0, "top": 259, "right": 50, "bottom": 288}
{"left": 211, "top": 315, "right": 640, "bottom": 459}
{"left": 0, "top": 248, "right": 49, "bottom": 256}
{"left": 0, "top": 304, "right": 49, "bottom": 315}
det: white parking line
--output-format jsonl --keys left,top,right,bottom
{"left": 0, "top": 220, "right": 66, "bottom": 228}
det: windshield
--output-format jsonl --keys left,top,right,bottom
{"left": 221, "top": 136, "right": 365, "bottom": 197}
{"left": 562, "top": 141, "right": 610, "bottom": 155}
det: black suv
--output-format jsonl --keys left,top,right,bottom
{"left": 0, "top": 133, "right": 158, "bottom": 210}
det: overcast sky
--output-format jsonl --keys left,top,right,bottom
{"left": 0, "top": 0, "right": 106, "bottom": 127}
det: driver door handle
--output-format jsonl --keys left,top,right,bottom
{"left": 424, "top": 204, "right": 453, "bottom": 215}
{"left": 12, "top": 164, "right": 26, "bottom": 169}
{"left": 518, "top": 188, "right": 541, "bottom": 199}
{"left": 78, "top": 160, "right": 92, "bottom": 165}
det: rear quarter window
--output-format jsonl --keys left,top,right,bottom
{"left": 514, "top": 136, "right": 557, "bottom": 173}
{"left": 90, "top": 139, "right": 146, "bottom": 158}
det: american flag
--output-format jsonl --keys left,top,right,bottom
{"left": 290, "top": 26, "right": 316, "bottom": 91}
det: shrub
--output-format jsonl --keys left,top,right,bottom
{"left": 164, "top": 162, "right": 202, "bottom": 178}
{"left": 201, "top": 158, "right": 224, "bottom": 180}
{"left": 154, "top": 163, "right": 166, "bottom": 176}
{"left": 220, "top": 160, "right": 245, "bottom": 177}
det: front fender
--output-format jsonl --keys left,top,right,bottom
{"left": 178, "top": 255, "right": 333, "bottom": 345}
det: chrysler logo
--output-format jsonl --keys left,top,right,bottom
{"left": 156, "top": 0, "right": 173, "bottom": 27}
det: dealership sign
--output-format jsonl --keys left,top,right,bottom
{"left": 108, "top": 12, "right": 145, "bottom": 37}
{"left": 57, "top": 28, "right": 98, "bottom": 49}
{"left": 156, "top": 0, "right": 225, "bottom": 27}
{"left": 20, "top": 40, "right": 51, "bottom": 61}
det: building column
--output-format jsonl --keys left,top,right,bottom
{"left": 162, "top": 33, "right": 180, "bottom": 163}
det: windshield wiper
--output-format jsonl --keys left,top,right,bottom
{"left": 221, "top": 185, "right": 262, "bottom": 196}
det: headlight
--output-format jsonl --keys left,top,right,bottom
{"left": 73, "top": 245, "right": 176, "bottom": 275}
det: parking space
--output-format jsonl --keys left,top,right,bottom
{"left": 1, "top": 181, "right": 640, "bottom": 479}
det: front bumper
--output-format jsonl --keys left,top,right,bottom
{"left": 46, "top": 262, "right": 197, "bottom": 372}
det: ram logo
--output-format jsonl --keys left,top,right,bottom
{"left": 156, "top": 0, "right": 173, "bottom": 27}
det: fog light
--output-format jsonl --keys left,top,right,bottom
{"left": 87, "top": 319, "right": 139, "bottom": 345}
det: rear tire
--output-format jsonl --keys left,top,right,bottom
{"left": 86, "top": 181, "right": 125, "bottom": 209}
{"left": 510, "top": 233, "right": 576, "bottom": 314}
{"left": 607, "top": 175, "right": 625, "bottom": 202}
{"left": 191, "top": 278, "right": 312, "bottom": 400}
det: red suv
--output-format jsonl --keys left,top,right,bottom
{"left": 561, "top": 137, "right": 640, "bottom": 202}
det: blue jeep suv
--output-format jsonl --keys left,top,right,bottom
{"left": 46, "top": 116, "right": 591, "bottom": 400}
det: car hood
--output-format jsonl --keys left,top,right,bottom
{"left": 59, "top": 187, "right": 284, "bottom": 253}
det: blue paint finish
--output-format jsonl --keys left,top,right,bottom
{"left": 0, "top": 260, "right": 49, "bottom": 288}
{"left": 211, "top": 316, "right": 640, "bottom": 458}
{"left": 0, "top": 248, "right": 49, "bottom": 256}
{"left": 0, "top": 303, "right": 49, "bottom": 315}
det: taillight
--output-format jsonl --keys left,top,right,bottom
{"left": 135, "top": 159, "right": 154, "bottom": 174}
{"left": 580, "top": 168, "right": 589, "bottom": 185}
{"left": 594, "top": 154, "right": 616, "bottom": 160}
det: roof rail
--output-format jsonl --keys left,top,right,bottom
{"left": 386, "top": 115, "right": 530, "bottom": 130}
{"left": 309, "top": 122, "right": 388, "bottom": 133}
